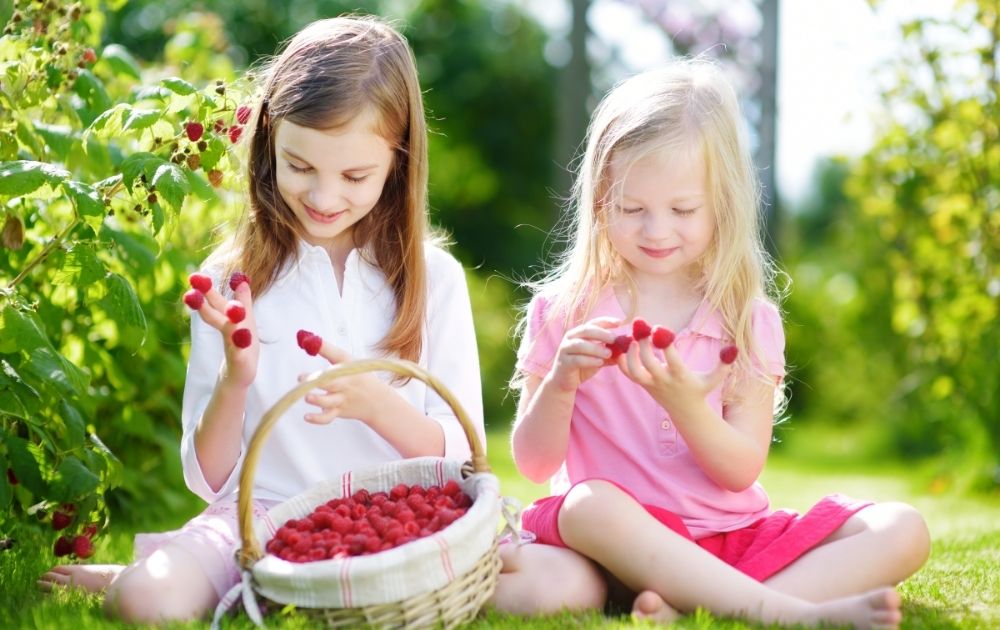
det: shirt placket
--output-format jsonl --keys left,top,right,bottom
{"left": 657, "top": 414, "right": 680, "bottom": 456}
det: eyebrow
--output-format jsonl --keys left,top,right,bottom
{"left": 621, "top": 192, "right": 704, "bottom": 204}
{"left": 280, "top": 149, "right": 378, "bottom": 172}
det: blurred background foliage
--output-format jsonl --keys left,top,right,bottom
{"left": 0, "top": 0, "right": 996, "bottom": 542}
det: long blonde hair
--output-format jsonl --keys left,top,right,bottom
{"left": 518, "top": 58, "right": 783, "bottom": 387}
{"left": 213, "top": 15, "right": 436, "bottom": 362}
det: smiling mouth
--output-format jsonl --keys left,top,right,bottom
{"left": 640, "top": 246, "right": 677, "bottom": 259}
{"left": 304, "top": 205, "right": 345, "bottom": 224}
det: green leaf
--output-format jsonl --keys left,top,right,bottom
{"left": 99, "top": 273, "right": 147, "bottom": 334}
{"left": 34, "top": 123, "right": 75, "bottom": 161}
{"left": 50, "top": 456, "right": 101, "bottom": 501}
{"left": 0, "top": 161, "right": 70, "bottom": 197}
{"left": 59, "top": 399, "right": 86, "bottom": 447}
{"left": 198, "top": 134, "right": 226, "bottom": 171}
{"left": 3, "top": 435, "right": 47, "bottom": 496}
{"left": 63, "top": 180, "right": 106, "bottom": 217}
{"left": 161, "top": 77, "right": 197, "bottom": 95}
{"left": 84, "top": 103, "right": 129, "bottom": 141}
{"left": 122, "top": 108, "right": 162, "bottom": 132}
{"left": 0, "top": 130, "right": 19, "bottom": 161}
{"left": 53, "top": 243, "right": 105, "bottom": 286}
{"left": 119, "top": 152, "right": 163, "bottom": 192}
{"left": 0, "top": 305, "right": 49, "bottom": 353}
{"left": 23, "top": 346, "right": 90, "bottom": 398}
{"left": 100, "top": 44, "right": 141, "bottom": 80}
{"left": 99, "top": 224, "right": 157, "bottom": 272}
{"left": 72, "top": 70, "right": 113, "bottom": 124}
{"left": 151, "top": 162, "right": 189, "bottom": 210}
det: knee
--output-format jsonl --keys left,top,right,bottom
{"left": 878, "top": 502, "right": 931, "bottom": 575}
{"left": 104, "top": 570, "right": 164, "bottom": 624}
{"left": 492, "top": 543, "right": 607, "bottom": 615}
{"left": 557, "top": 480, "right": 630, "bottom": 537}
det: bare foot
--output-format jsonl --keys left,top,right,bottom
{"left": 631, "top": 589, "right": 680, "bottom": 624}
{"left": 808, "top": 587, "right": 902, "bottom": 629}
{"left": 37, "top": 564, "right": 125, "bottom": 593}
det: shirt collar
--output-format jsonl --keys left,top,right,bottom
{"left": 597, "top": 285, "right": 727, "bottom": 340}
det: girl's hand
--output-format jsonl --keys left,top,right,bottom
{"left": 549, "top": 316, "right": 622, "bottom": 392}
{"left": 618, "top": 332, "right": 734, "bottom": 416}
{"left": 296, "top": 341, "right": 390, "bottom": 425}
{"left": 186, "top": 274, "right": 258, "bottom": 389}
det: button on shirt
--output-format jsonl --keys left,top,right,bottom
{"left": 517, "top": 287, "right": 785, "bottom": 538}
{"left": 180, "top": 241, "right": 485, "bottom": 505}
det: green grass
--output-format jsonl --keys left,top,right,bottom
{"left": 1, "top": 431, "right": 997, "bottom": 628}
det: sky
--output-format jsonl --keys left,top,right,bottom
{"left": 516, "top": 0, "right": 957, "bottom": 207}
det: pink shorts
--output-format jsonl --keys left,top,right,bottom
{"left": 134, "top": 497, "right": 280, "bottom": 598}
{"left": 520, "top": 479, "right": 873, "bottom": 582}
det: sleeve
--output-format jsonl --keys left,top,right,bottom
{"left": 179, "top": 274, "right": 248, "bottom": 504}
{"left": 423, "top": 253, "right": 486, "bottom": 462}
{"left": 751, "top": 298, "right": 786, "bottom": 381}
{"left": 514, "top": 293, "right": 563, "bottom": 379}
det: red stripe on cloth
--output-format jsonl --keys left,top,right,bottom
{"left": 435, "top": 535, "right": 455, "bottom": 581}
{"left": 342, "top": 471, "right": 352, "bottom": 498}
{"left": 436, "top": 459, "right": 445, "bottom": 486}
{"left": 340, "top": 557, "right": 352, "bottom": 607}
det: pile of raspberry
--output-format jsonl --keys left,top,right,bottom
{"left": 266, "top": 480, "right": 473, "bottom": 563}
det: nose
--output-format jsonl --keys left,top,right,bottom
{"left": 304, "top": 174, "right": 345, "bottom": 212}
{"left": 643, "top": 209, "right": 675, "bottom": 240}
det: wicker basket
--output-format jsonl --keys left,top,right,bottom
{"left": 218, "top": 358, "right": 503, "bottom": 628}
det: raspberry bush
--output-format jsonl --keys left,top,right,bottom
{"left": 0, "top": 1, "right": 250, "bottom": 549}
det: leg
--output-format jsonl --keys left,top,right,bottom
{"left": 490, "top": 541, "right": 607, "bottom": 615}
{"left": 38, "top": 564, "right": 126, "bottom": 593}
{"left": 765, "top": 502, "right": 931, "bottom": 601}
{"left": 558, "top": 480, "right": 902, "bottom": 629}
{"left": 102, "top": 543, "right": 219, "bottom": 624}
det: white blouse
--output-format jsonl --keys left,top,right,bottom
{"left": 180, "top": 240, "right": 485, "bottom": 504}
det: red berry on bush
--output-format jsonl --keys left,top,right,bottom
{"left": 81, "top": 48, "right": 97, "bottom": 64}
{"left": 183, "top": 289, "right": 205, "bottom": 310}
{"left": 207, "top": 169, "right": 224, "bottom": 188}
{"left": 231, "top": 328, "right": 253, "bottom": 349}
{"left": 632, "top": 318, "right": 652, "bottom": 341}
{"left": 51, "top": 510, "right": 72, "bottom": 531}
{"left": 53, "top": 536, "right": 74, "bottom": 557}
{"left": 6, "top": 468, "right": 17, "bottom": 485}
{"left": 229, "top": 271, "right": 249, "bottom": 291}
{"left": 83, "top": 523, "right": 99, "bottom": 538}
{"left": 228, "top": 125, "right": 243, "bottom": 144}
{"left": 236, "top": 105, "right": 252, "bottom": 125}
{"left": 185, "top": 121, "right": 204, "bottom": 142}
{"left": 225, "top": 301, "right": 246, "bottom": 324}
{"left": 719, "top": 345, "right": 739, "bottom": 365}
{"left": 651, "top": 326, "right": 676, "bottom": 349}
{"left": 606, "top": 334, "right": 632, "bottom": 359}
{"left": 189, "top": 272, "right": 213, "bottom": 293}
{"left": 73, "top": 535, "right": 94, "bottom": 559}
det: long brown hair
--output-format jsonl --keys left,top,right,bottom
{"left": 218, "top": 15, "right": 432, "bottom": 362}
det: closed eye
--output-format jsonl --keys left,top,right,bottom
{"left": 287, "top": 162, "right": 311, "bottom": 173}
{"left": 673, "top": 207, "right": 699, "bottom": 215}
{"left": 619, "top": 206, "right": 644, "bottom": 215}
{"left": 343, "top": 174, "right": 368, "bottom": 184}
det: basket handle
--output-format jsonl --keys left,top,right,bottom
{"left": 236, "top": 358, "right": 489, "bottom": 568}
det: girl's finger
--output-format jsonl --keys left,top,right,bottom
{"left": 623, "top": 341, "right": 650, "bottom": 383}
{"left": 305, "top": 409, "right": 339, "bottom": 424}
{"left": 637, "top": 335, "right": 666, "bottom": 377}
{"left": 306, "top": 392, "right": 344, "bottom": 410}
{"left": 662, "top": 344, "right": 686, "bottom": 375}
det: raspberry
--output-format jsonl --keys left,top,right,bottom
{"left": 73, "top": 535, "right": 94, "bottom": 559}
{"left": 213, "top": 119, "right": 226, "bottom": 134}
{"left": 442, "top": 479, "right": 462, "bottom": 497}
{"left": 632, "top": 318, "right": 652, "bottom": 340}
{"left": 719, "top": 345, "right": 739, "bottom": 365}
{"left": 6, "top": 468, "right": 17, "bottom": 485}
{"left": 186, "top": 153, "right": 202, "bottom": 170}
{"left": 236, "top": 105, "right": 252, "bottom": 125}
{"left": 606, "top": 334, "right": 632, "bottom": 359}
{"left": 81, "top": 48, "right": 97, "bottom": 64}
{"left": 302, "top": 334, "right": 322, "bottom": 356}
{"left": 53, "top": 536, "right": 74, "bottom": 557}
{"left": 390, "top": 483, "right": 409, "bottom": 500}
{"left": 231, "top": 328, "right": 252, "bottom": 348}
{"left": 82, "top": 523, "right": 98, "bottom": 538}
{"left": 225, "top": 301, "right": 246, "bottom": 324}
{"left": 207, "top": 169, "right": 223, "bottom": 188}
{"left": 229, "top": 271, "right": 249, "bottom": 291}
{"left": 185, "top": 121, "right": 204, "bottom": 142}
{"left": 51, "top": 510, "right": 72, "bottom": 531}
{"left": 228, "top": 125, "right": 243, "bottom": 144}
{"left": 188, "top": 273, "right": 213, "bottom": 293}
{"left": 183, "top": 289, "right": 204, "bottom": 310}
{"left": 651, "top": 326, "right": 676, "bottom": 349}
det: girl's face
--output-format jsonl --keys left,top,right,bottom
{"left": 606, "top": 145, "right": 715, "bottom": 283}
{"left": 274, "top": 110, "right": 395, "bottom": 258}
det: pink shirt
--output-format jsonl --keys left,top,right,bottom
{"left": 516, "top": 287, "right": 785, "bottom": 538}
